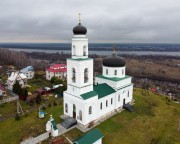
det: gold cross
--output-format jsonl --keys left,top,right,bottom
{"left": 78, "top": 13, "right": 81, "bottom": 23}
{"left": 113, "top": 44, "right": 116, "bottom": 54}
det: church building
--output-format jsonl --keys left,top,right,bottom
{"left": 63, "top": 17, "right": 133, "bottom": 127}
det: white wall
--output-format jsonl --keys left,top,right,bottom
{"left": 103, "top": 66, "right": 125, "bottom": 78}
{"left": 67, "top": 59, "right": 93, "bottom": 96}
{"left": 72, "top": 35, "right": 88, "bottom": 59}
{"left": 97, "top": 93, "right": 115, "bottom": 118}
{"left": 23, "top": 71, "right": 34, "bottom": 79}
{"left": 64, "top": 91, "right": 98, "bottom": 126}
{"left": 93, "top": 138, "right": 102, "bottom": 144}
{"left": 95, "top": 76, "right": 132, "bottom": 90}
{"left": 46, "top": 70, "right": 66, "bottom": 80}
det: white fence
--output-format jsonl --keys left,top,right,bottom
{"left": 0, "top": 96, "right": 19, "bottom": 104}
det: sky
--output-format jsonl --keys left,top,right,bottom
{"left": 0, "top": 0, "right": 180, "bottom": 43}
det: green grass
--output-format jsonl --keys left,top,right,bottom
{"left": 27, "top": 77, "right": 52, "bottom": 93}
{"left": 64, "top": 88, "right": 180, "bottom": 144}
{"left": 0, "top": 98, "right": 63, "bottom": 144}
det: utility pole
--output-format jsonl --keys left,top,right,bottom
{"left": 17, "top": 101, "right": 24, "bottom": 115}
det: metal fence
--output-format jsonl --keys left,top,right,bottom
{"left": 0, "top": 96, "right": 19, "bottom": 104}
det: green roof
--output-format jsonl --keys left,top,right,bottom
{"left": 67, "top": 58, "right": 93, "bottom": 61}
{"left": 96, "top": 74, "right": 131, "bottom": 82}
{"left": 51, "top": 120, "right": 58, "bottom": 130}
{"left": 80, "top": 90, "right": 98, "bottom": 100}
{"left": 93, "top": 83, "right": 115, "bottom": 99}
{"left": 73, "top": 129, "right": 103, "bottom": 144}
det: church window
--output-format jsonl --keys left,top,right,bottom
{"left": 111, "top": 98, "right": 113, "bottom": 104}
{"left": 73, "top": 104, "right": 76, "bottom": 112}
{"left": 118, "top": 94, "right": 120, "bottom": 102}
{"left": 84, "top": 68, "right": 88, "bottom": 83}
{"left": 72, "top": 68, "right": 76, "bottom": 83}
{"left": 128, "top": 91, "right": 129, "bottom": 97}
{"left": 83, "top": 45, "right": 86, "bottom": 56}
{"left": 122, "top": 69, "right": 124, "bottom": 75}
{"left": 73, "top": 45, "right": 76, "bottom": 56}
{"left": 79, "top": 110, "right": 82, "bottom": 120}
{"left": 114, "top": 70, "right": 117, "bottom": 75}
{"left": 106, "top": 69, "right": 108, "bottom": 75}
{"left": 89, "top": 106, "right": 92, "bottom": 114}
{"left": 100, "top": 102, "right": 102, "bottom": 110}
{"left": 106, "top": 100, "right": 108, "bottom": 107}
{"left": 65, "top": 103, "right": 68, "bottom": 113}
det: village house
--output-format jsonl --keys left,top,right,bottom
{"left": 46, "top": 64, "right": 67, "bottom": 80}
{"left": 20, "top": 66, "right": 34, "bottom": 79}
{"left": 7, "top": 71, "right": 28, "bottom": 90}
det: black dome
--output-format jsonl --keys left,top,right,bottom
{"left": 103, "top": 53, "right": 126, "bottom": 67}
{"left": 73, "top": 23, "right": 87, "bottom": 35}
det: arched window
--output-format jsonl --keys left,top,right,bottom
{"left": 106, "top": 100, "right": 108, "bottom": 107}
{"left": 100, "top": 102, "right": 102, "bottom": 110}
{"left": 89, "top": 106, "right": 92, "bottom": 114}
{"left": 73, "top": 45, "right": 76, "bottom": 56}
{"left": 83, "top": 45, "right": 86, "bottom": 56}
{"left": 73, "top": 104, "right": 76, "bottom": 112}
{"left": 118, "top": 94, "right": 120, "bottom": 102}
{"left": 122, "top": 69, "right": 124, "bottom": 75}
{"left": 79, "top": 110, "right": 82, "bottom": 120}
{"left": 106, "top": 69, "right": 108, "bottom": 75}
{"left": 72, "top": 68, "right": 76, "bottom": 83}
{"left": 65, "top": 103, "right": 68, "bottom": 113}
{"left": 84, "top": 68, "right": 88, "bottom": 83}
{"left": 111, "top": 98, "right": 113, "bottom": 105}
{"left": 114, "top": 70, "right": 117, "bottom": 75}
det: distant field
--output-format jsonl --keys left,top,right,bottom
{"left": 0, "top": 88, "right": 179, "bottom": 144}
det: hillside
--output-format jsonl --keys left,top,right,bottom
{"left": 0, "top": 88, "right": 179, "bottom": 144}
{"left": 64, "top": 88, "right": 180, "bottom": 144}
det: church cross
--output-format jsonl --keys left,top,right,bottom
{"left": 78, "top": 13, "right": 81, "bottom": 23}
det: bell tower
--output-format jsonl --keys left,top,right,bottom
{"left": 71, "top": 13, "right": 88, "bottom": 59}
{"left": 66, "top": 14, "right": 93, "bottom": 97}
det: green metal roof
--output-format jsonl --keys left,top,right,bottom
{"left": 51, "top": 120, "right": 58, "bottom": 130}
{"left": 96, "top": 74, "right": 131, "bottom": 82}
{"left": 81, "top": 90, "right": 98, "bottom": 100}
{"left": 73, "top": 129, "right": 103, "bottom": 144}
{"left": 93, "top": 83, "right": 115, "bottom": 99}
{"left": 67, "top": 58, "right": 93, "bottom": 61}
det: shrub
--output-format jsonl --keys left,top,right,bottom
{"left": 53, "top": 101, "right": 57, "bottom": 106}
{"left": 48, "top": 103, "right": 51, "bottom": 107}
{"left": 42, "top": 106, "right": 46, "bottom": 110}
{"left": 15, "top": 113, "right": 20, "bottom": 121}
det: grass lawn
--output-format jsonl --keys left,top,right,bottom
{"left": 27, "top": 77, "right": 53, "bottom": 93}
{"left": 0, "top": 88, "right": 179, "bottom": 144}
{"left": 0, "top": 98, "right": 63, "bottom": 144}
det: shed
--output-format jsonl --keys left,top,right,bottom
{"left": 73, "top": 129, "right": 104, "bottom": 144}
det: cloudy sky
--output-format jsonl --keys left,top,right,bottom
{"left": 0, "top": 0, "right": 180, "bottom": 43}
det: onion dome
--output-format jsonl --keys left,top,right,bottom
{"left": 103, "top": 51, "right": 126, "bottom": 67}
{"left": 73, "top": 23, "right": 87, "bottom": 35}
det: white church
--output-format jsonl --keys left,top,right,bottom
{"left": 63, "top": 18, "right": 133, "bottom": 127}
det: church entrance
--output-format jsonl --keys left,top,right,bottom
{"left": 123, "top": 98, "right": 126, "bottom": 105}
{"left": 73, "top": 104, "right": 76, "bottom": 118}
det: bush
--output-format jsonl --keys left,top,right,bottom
{"left": 15, "top": 113, "right": 20, "bottom": 121}
{"left": 42, "top": 106, "right": 46, "bottom": 110}
{"left": 53, "top": 101, "right": 57, "bottom": 106}
{"left": 48, "top": 103, "right": 51, "bottom": 107}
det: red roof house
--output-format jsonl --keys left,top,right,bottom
{"left": 46, "top": 64, "right": 67, "bottom": 80}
